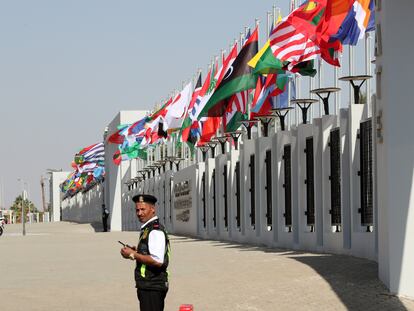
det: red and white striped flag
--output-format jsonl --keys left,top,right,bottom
{"left": 269, "top": 22, "right": 320, "bottom": 70}
{"left": 269, "top": 1, "right": 329, "bottom": 69}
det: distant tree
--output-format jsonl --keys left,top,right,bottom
{"left": 10, "top": 195, "right": 37, "bottom": 222}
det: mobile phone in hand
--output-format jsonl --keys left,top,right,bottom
{"left": 118, "top": 241, "right": 133, "bottom": 249}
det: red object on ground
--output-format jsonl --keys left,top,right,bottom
{"left": 179, "top": 304, "right": 194, "bottom": 311}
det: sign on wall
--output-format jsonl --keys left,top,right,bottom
{"left": 174, "top": 180, "right": 192, "bottom": 222}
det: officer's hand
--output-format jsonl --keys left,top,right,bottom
{"left": 120, "top": 247, "right": 132, "bottom": 259}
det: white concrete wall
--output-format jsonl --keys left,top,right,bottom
{"left": 296, "top": 124, "right": 317, "bottom": 251}
{"left": 205, "top": 157, "right": 217, "bottom": 238}
{"left": 257, "top": 136, "right": 274, "bottom": 247}
{"left": 227, "top": 149, "right": 241, "bottom": 241}
{"left": 240, "top": 138, "right": 259, "bottom": 244}
{"left": 196, "top": 162, "right": 207, "bottom": 237}
{"left": 104, "top": 110, "right": 147, "bottom": 231}
{"left": 171, "top": 164, "right": 198, "bottom": 236}
{"left": 215, "top": 154, "right": 230, "bottom": 241}
{"left": 61, "top": 183, "right": 103, "bottom": 224}
{"left": 50, "top": 171, "right": 70, "bottom": 222}
{"left": 62, "top": 107, "right": 379, "bottom": 262}
{"left": 319, "top": 115, "right": 345, "bottom": 254}
{"left": 274, "top": 130, "right": 295, "bottom": 248}
{"left": 376, "top": 1, "right": 414, "bottom": 298}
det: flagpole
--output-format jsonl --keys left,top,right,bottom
{"left": 267, "top": 12, "right": 271, "bottom": 38}
{"left": 309, "top": 74, "right": 314, "bottom": 120}
{"left": 239, "top": 30, "right": 248, "bottom": 125}
{"left": 349, "top": 45, "right": 354, "bottom": 105}
{"left": 365, "top": 32, "right": 372, "bottom": 116}
{"left": 318, "top": 59, "right": 323, "bottom": 117}
{"left": 220, "top": 49, "right": 226, "bottom": 137}
{"left": 291, "top": 0, "right": 299, "bottom": 126}
{"left": 334, "top": 53, "right": 339, "bottom": 115}
{"left": 297, "top": 76, "right": 301, "bottom": 123}
{"left": 253, "top": 19, "right": 259, "bottom": 135}
{"left": 288, "top": 76, "right": 292, "bottom": 130}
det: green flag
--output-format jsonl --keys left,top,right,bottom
{"left": 199, "top": 28, "right": 259, "bottom": 118}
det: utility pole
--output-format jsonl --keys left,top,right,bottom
{"left": 18, "top": 178, "right": 26, "bottom": 236}
{"left": 40, "top": 175, "right": 47, "bottom": 212}
{"left": 22, "top": 189, "right": 26, "bottom": 236}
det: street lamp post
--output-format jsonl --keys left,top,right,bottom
{"left": 18, "top": 178, "right": 26, "bottom": 236}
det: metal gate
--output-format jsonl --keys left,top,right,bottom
{"left": 330, "top": 128, "right": 341, "bottom": 229}
{"left": 223, "top": 164, "right": 228, "bottom": 228}
{"left": 249, "top": 154, "right": 256, "bottom": 227}
{"left": 202, "top": 172, "right": 206, "bottom": 228}
{"left": 212, "top": 169, "right": 216, "bottom": 228}
{"left": 265, "top": 150, "right": 272, "bottom": 227}
{"left": 359, "top": 119, "right": 373, "bottom": 228}
{"left": 235, "top": 161, "right": 241, "bottom": 228}
{"left": 283, "top": 145, "right": 292, "bottom": 228}
{"left": 305, "top": 137, "right": 315, "bottom": 228}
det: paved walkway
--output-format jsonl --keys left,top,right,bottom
{"left": 0, "top": 222, "right": 413, "bottom": 311}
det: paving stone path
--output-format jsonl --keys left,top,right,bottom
{"left": 0, "top": 222, "right": 413, "bottom": 311}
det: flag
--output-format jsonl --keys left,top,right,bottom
{"left": 251, "top": 73, "right": 288, "bottom": 116}
{"left": 140, "top": 97, "right": 174, "bottom": 146}
{"left": 128, "top": 116, "right": 149, "bottom": 135}
{"left": 269, "top": 1, "right": 327, "bottom": 70}
{"left": 112, "top": 150, "right": 123, "bottom": 166}
{"left": 112, "top": 144, "right": 147, "bottom": 166}
{"left": 72, "top": 141, "right": 105, "bottom": 185}
{"left": 252, "top": 43, "right": 286, "bottom": 75}
{"left": 199, "top": 27, "right": 259, "bottom": 118}
{"left": 188, "top": 46, "right": 237, "bottom": 145}
{"left": 93, "top": 166, "right": 105, "bottom": 179}
{"left": 330, "top": 0, "right": 375, "bottom": 45}
{"left": 77, "top": 143, "right": 100, "bottom": 156}
{"left": 107, "top": 125, "right": 129, "bottom": 144}
{"left": 253, "top": 3, "right": 321, "bottom": 75}
{"left": 181, "top": 73, "right": 203, "bottom": 147}
{"left": 275, "top": 74, "right": 295, "bottom": 108}
{"left": 77, "top": 162, "right": 99, "bottom": 174}
{"left": 163, "top": 82, "right": 193, "bottom": 131}
{"left": 224, "top": 90, "right": 249, "bottom": 132}
{"left": 249, "top": 12, "right": 283, "bottom": 73}
{"left": 81, "top": 143, "right": 104, "bottom": 164}
{"left": 216, "top": 43, "right": 238, "bottom": 88}
{"left": 190, "top": 68, "right": 212, "bottom": 123}
{"left": 62, "top": 142, "right": 105, "bottom": 196}
{"left": 192, "top": 44, "right": 237, "bottom": 122}
{"left": 151, "top": 97, "right": 172, "bottom": 121}
{"left": 290, "top": 60, "right": 316, "bottom": 76}
{"left": 198, "top": 117, "right": 222, "bottom": 145}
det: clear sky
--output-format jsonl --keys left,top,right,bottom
{"left": 0, "top": 1, "right": 292, "bottom": 209}
{"left": 0, "top": 1, "right": 373, "bottom": 210}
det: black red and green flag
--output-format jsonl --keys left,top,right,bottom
{"left": 198, "top": 27, "right": 259, "bottom": 118}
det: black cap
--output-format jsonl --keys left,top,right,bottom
{"left": 132, "top": 194, "right": 157, "bottom": 205}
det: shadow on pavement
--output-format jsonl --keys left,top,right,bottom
{"left": 202, "top": 239, "right": 410, "bottom": 311}
{"left": 89, "top": 222, "right": 104, "bottom": 232}
{"left": 291, "top": 254, "right": 408, "bottom": 311}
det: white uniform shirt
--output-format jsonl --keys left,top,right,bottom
{"left": 140, "top": 216, "right": 166, "bottom": 264}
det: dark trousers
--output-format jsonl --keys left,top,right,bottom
{"left": 137, "top": 289, "right": 167, "bottom": 311}
{"left": 102, "top": 215, "right": 108, "bottom": 232}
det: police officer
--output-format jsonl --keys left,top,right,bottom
{"left": 120, "top": 194, "right": 170, "bottom": 311}
{"left": 102, "top": 204, "right": 109, "bottom": 232}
